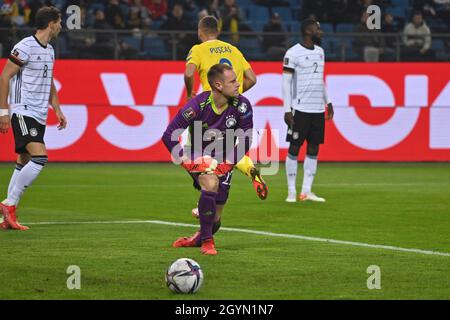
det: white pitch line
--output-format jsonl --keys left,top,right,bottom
{"left": 20, "top": 219, "right": 450, "bottom": 258}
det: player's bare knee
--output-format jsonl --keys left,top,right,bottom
{"left": 288, "top": 143, "right": 301, "bottom": 157}
{"left": 17, "top": 153, "right": 31, "bottom": 166}
{"left": 26, "top": 142, "right": 47, "bottom": 157}
{"left": 198, "top": 174, "right": 219, "bottom": 192}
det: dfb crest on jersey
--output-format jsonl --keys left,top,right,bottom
{"left": 30, "top": 128, "right": 38, "bottom": 137}
{"left": 225, "top": 116, "right": 237, "bottom": 128}
{"left": 238, "top": 102, "right": 247, "bottom": 114}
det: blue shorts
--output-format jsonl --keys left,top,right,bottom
{"left": 190, "top": 171, "right": 233, "bottom": 205}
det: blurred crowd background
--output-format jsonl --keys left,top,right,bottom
{"left": 0, "top": 0, "right": 449, "bottom": 61}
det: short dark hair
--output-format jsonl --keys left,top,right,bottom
{"left": 301, "top": 19, "right": 318, "bottom": 35}
{"left": 199, "top": 16, "right": 219, "bottom": 34}
{"left": 35, "top": 6, "right": 61, "bottom": 30}
{"left": 207, "top": 64, "right": 233, "bottom": 89}
{"left": 413, "top": 10, "right": 423, "bottom": 17}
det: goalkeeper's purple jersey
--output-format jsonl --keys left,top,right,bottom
{"left": 162, "top": 91, "right": 253, "bottom": 164}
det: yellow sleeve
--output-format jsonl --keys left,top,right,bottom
{"left": 241, "top": 53, "right": 251, "bottom": 70}
{"left": 186, "top": 45, "right": 200, "bottom": 68}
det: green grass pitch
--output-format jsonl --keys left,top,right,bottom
{"left": 0, "top": 162, "right": 449, "bottom": 299}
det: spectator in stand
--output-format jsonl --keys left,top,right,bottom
{"left": 381, "top": 12, "right": 397, "bottom": 61}
{"left": 262, "top": 12, "right": 287, "bottom": 60}
{"left": 302, "top": 0, "right": 327, "bottom": 21}
{"left": 206, "top": 0, "right": 221, "bottom": 21}
{"left": 105, "top": 0, "right": 126, "bottom": 29}
{"left": 0, "top": 4, "right": 14, "bottom": 57}
{"left": 402, "top": 11, "right": 434, "bottom": 61}
{"left": 129, "top": 0, "right": 152, "bottom": 29}
{"left": 434, "top": 0, "right": 450, "bottom": 30}
{"left": 4, "top": 0, "right": 31, "bottom": 27}
{"left": 355, "top": 11, "right": 385, "bottom": 61}
{"left": 182, "top": 0, "right": 199, "bottom": 21}
{"left": 67, "top": 6, "right": 96, "bottom": 58}
{"left": 160, "top": 3, "right": 195, "bottom": 59}
{"left": 198, "top": 8, "right": 208, "bottom": 20}
{"left": 90, "top": 8, "right": 116, "bottom": 59}
{"left": 127, "top": 5, "right": 143, "bottom": 29}
{"left": 220, "top": 0, "right": 251, "bottom": 44}
{"left": 144, "top": 0, "right": 167, "bottom": 21}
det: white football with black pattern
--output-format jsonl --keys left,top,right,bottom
{"left": 166, "top": 258, "right": 204, "bottom": 294}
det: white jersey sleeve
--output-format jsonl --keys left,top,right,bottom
{"left": 283, "top": 50, "right": 297, "bottom": 71}
{"left": 9, "top": 40, "right": 32, "bottom": 67}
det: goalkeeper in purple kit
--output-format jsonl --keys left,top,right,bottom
{"left": 162, "top": 64, "right": 253, "bottom": 255}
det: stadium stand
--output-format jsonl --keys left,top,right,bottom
{"left": 0, "top": 0, "right": 448, "bottom": 61}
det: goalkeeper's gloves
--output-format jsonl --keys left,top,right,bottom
{"left": 181, "top": 155, "right": 218, "bottom": 174}
{"left": 214, "top": 162, "right": 234, "bottom": 176}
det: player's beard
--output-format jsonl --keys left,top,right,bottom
{"left": 312, "top": 35, "right": 322, "bottom": 46}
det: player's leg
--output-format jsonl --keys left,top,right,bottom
{"left": 7, "top": 153, "right": 30, "bottom": 203}
{"left": 285, "top": 110, "right": 307, "bottom": 202}
{"left": 1, "top": 153, "right": 31, "bottom": 229}
{"left": 1, "top": 115, "right": 47, "bottom": 230}
{"left": 174, "top": 206, "right": 223, "bottom": 248}
{"left": 235, "top": 155, "right": 268, "bottom": 200}
{"left": 196, "top": 173, "right": 219, "bottom": 255}
{"left": 173, "top": 171, "right": 232, "bottom": 254}
{"left": 7, "top": 142, "right": 48, "bottom": 205}
{"left": 212, "top": 205, "right": 223, "bottom": 234}
{"left": 285, "top": 143, "right": 300, "bottom": 202}
{"left": 299, "top": 113, "right": 325, "bottom": 202}
{"left": 1, "top": 142, "right": 48, "bottom": 230}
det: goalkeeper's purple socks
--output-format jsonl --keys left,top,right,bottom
{"left": 198, "top": 190, "right": 217, "bottom": 241}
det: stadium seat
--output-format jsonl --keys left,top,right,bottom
{"left": 52, "top": 0, "right": 67, "bottom": 10}
{"left": 336, "top": 23, "right": 355, "bottom": 33}
{"left": 321, "top": 38, "right": 338, "bottom": 61}
{"left": 252, "top": 21, "right": 266, "bottom": 33}
{"left": 247, "top": 6, "right": 270, "bottom": 23}
{"left": 287, "top": 21, "right": 300, "bottom": 33}
{"left": 152, "top": 20, "right": 164, "bottom": 30}
{"left": 143, "top": 36, "right": 170, "bottom": 59}
{"left": 55, "top": 35, "right": 71, "bottom": 58}
{"left": 183, "top": 8, "right": 199, "bottom": 21}
{"left": 334, "top": 37, "right": 359, "bottom": 61}
{"left": 390, "top": 0, "right": 410, "bottom": 7}
{"left": 122, "top": 36, "right": 142, "bottom": 51}
{"left": 88, "top": 3, "right": 104, "bottom": 13}
{"left": 288, "top": 35, "right": 299, "bottom": 47}
{"left": 386, "top": 6, "right": 406, "bottom": 19}
{"left": 237, "top": 37, "right": 265, "bottom": 60}
{"left": 320, "top": 23, "right": 334, "bottom": 34}
{"left": 238, "top": 0, "right": 254, "bottom": 6}
{"left": 432, "top": 39, "right": 449, "bottom": 61}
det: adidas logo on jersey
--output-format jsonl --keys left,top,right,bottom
{"left": 37, "top": 56, "right": 41, "bottom": 60}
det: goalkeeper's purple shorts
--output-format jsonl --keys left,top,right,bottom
{"left": 189, "top": 171, "right": 234, "bottom": 205}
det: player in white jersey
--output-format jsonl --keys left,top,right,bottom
{"left": 0, "top": 6, "right": 66, "bottom": 230}
{"left": 282, "top": 19, "right": 334, "bottom": 203}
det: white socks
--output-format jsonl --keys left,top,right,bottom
{"left": 285, "top": 154, "right": 298, "bottom": 194}
{"left": 4, "top": 157, "right": 47, "bottom": 206}
{"left": 7, "top": 163, "right": 24, "bottom": 199}
{"left": 301, "top": 155, "right": 318, "bottom": 194}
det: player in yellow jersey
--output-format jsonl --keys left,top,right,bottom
{"left": 184, "top": 15, "right": 268, "bottom": 202}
